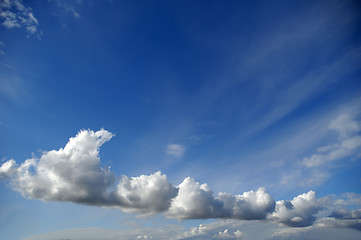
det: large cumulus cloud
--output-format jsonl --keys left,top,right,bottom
{"left": 116, "top": 171, "right": 178, "bottom": 214}
{"left": 0, "top": 129, "right": 359, "bottom": 229}
{"left": 11, "top": 129, "right": 115, "bottom": 204}
{"left": 269, "top": 191, "right": 323, "bottom": 227}
{"left": 166, "top": 177, "right": 275, "bottom": 220}
{"left": 0, "top": 129, "right": 177, "bottom": 212}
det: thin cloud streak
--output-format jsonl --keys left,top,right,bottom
{"left": 166, "top": 144, "right": 185, "bottom": 158}
{"left": 22, "top": 214, "right": 361, "bottom": 240}
{"left": 301, "top": 109, "right": 361, "bottom": 168}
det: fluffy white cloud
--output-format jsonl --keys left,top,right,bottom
{"left": 176, "top": 221, "right": 248, "bottom": 240}
{"left": 115, "top": 171, "right": 178, "bottom": 214}
{"left": 166, "top": 177, "right": 275, "bottom": 220}
{"left": 166, "top": 177, "right": 224, "bottom": 219}
{"left": 137, "top": 235, "right": 152, "bottom": 239}
{"left": 0, "top": 129, "right": 177, "bottom": 214}
{"left": 166, "top": 144, "right": 185, "bottom": 158}
{"left": 10, "top": 129, "right": 115, "bottom": 204}
{"left": 1, "top": 128, "right": 360, "bottom": 229}
{"left": 0, "top": 159, "right": 17, "bottom": 181}
{"left": 181, "top": 224, "right": 209, "bottom": 238}
{"left": 0, "top": 0, "right": 41, "bottom": 36}
{"left": 217, "top": 229, "right": 244, "bottom": 239}
{"left": 269, "top": 191, "right": 323, "bottom": 227}
{"left": 217, "top": 188, "right": 275, "bottom": 220}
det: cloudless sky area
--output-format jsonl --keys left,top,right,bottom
{"left": 1, "top": 0, "right": 361, "bottom": 239}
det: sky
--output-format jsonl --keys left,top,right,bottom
{"left": 0, "top": 0, "right": 361, "bottom": 239}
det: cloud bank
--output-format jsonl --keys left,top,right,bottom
{"left": 0, "top": 129, "right": 360, "bottom": 229}
{"left": 22, "top": 218, "right": 361, "bottom": 240}
{"left": 317, "top": 209, "right": 361, "bottom": 231}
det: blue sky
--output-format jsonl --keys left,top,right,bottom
{"left": 0, "top": 0, "right": 361, "bottom": 239}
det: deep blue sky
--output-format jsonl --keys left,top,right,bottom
{"left": 1, "top": 1, "right": 361, "bottom": 239}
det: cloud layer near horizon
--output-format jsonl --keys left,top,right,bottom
{"left": 0, "top": 129, "right": 360, "bottom": 229}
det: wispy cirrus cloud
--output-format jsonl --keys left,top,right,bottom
{"left": 0, "top": 0, "right": 41, "bottom": 36}
{"left": 49, "top": 0, "right": 81, "bottom": 19}
{"left": 265, "top": 99, "right": 361, "bottom": 194}
{"left": 166, "top": 144, "right": 185, "bottom": 158}
{"left": 301, "top": 107, "right": 361, "bottom": 168}
{"left": 0, "top": 75, "right": 29, "bottom": 104}
{"left": 0, "top": 41, "right": 4, "bottom": 55}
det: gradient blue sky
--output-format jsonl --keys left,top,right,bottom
{"left": 1, "top": 0, "right": 361, "bottom": 239}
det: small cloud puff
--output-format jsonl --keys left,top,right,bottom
{"left": 0, "top": 159, "right": 17, "bottom": 181}
{"left": 166, "top": 144, "right": 185, "bottom": 158}
{"left": 137, "top": 235, "right": 152, "bottom": 239}
{"left": 217, "top": 229, "right": 244, "bottom": 239}
{"left": 177, "top": 221, "right": 246, "bottom": 240}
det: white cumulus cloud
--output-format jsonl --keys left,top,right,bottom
{"left": 1, "top": 128, "right": 360, "bottom": 230}
{"left": 217, "top": 229, "right": 244, "bottom": 239}
{"left": 269, "top": 191, "right": 324, "bottom": 227}
{"left": 10, "top": 129, "right": 115, "bottom": 204}
{"left": 0, "top": 159, "right": 17, "bottom": 181}
{"left": 116, "top": 171, "right": 178, "bottom": 214}
{"left": 166, "top": 177, "right": 275, "bottom": 220}
{"left": 166, "top": 177, "right": 224, "bottom": 219}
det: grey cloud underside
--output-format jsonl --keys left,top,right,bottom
{"left": 320, "top": 209, "right": 361, "bottom": 231}
{"left": 0, "top": 129, "right": 359, "bottom": 229}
